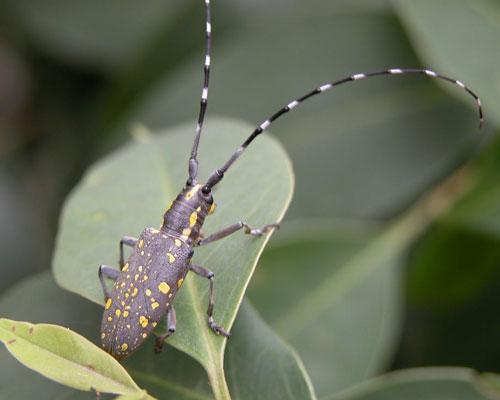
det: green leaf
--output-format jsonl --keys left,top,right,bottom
{"left": 114, "top": 9, "right": 478, "bottom": 219}
{"left": 0, "top": 318, "right": 144, "bottom": 396}
{"left": 325, "top": 368, "right": 499, "bottom": 400}
{"left": 226, "top": 301, "right": 316, "bottom": 400}
{"left": 1, "top": 273, "right": 314, "bottom": 400}
{"left": 52, "top": 118, "right": 294, "bottom": 399}
{"left": 1, "top": 0, "right": 191, "bottom": 71}
{"left": 394, "top": 0, "right": 500, "bottom": 128}
{"left": 248, "top": 220, "right": 403, "bottom": 395}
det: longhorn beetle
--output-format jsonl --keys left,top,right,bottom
{"left": 99, "top": 0, "right": 483, "bottom": 360}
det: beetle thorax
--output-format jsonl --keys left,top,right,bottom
{"left": 161, "top": 184, "right": 215, "bottom": 244}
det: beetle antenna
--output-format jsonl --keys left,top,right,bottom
{"left": 203, "top": 68, "right": 483, "bottom": 191}
{"left": 188, "top": 0, "right": 212, "bottom": 185}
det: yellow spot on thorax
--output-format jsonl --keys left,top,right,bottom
{"left": 143, "top": 275, "right": 148, "bottom": 281}
{"left": 209, "top": 202, "right": 216, "bottom": 215}
{"left": 189, "top": 211, "right": 198, "bottom": 227}
{"left": 152, "top": 322, "right": 157, "bottom": 328}
{"left": 174, "top": 239, "right": 182, "bottom": 247}
{"left": 122, "top": 263, "right": 129, "bottom": 272}
{"left": 105, "top": 298, "right": 112, "bottom": 310}
{"left": 185, "top": 184, "right": 201, "bottom": 200}
{"left": 140, "top": 250, "right": 145, "bottom": 256}
{"left": 139, "top": 315, "right": 149, "bottom": 328}
{"left": 101, "top": 333, "right": 105, "bottom": 339}
{"left": 158, "top": 282, "right": 170, "bottom": 294}
{"left": 177, "top": 278, "right": 184, "bottom": 288}
{"left": 107, "top": 316, "right": 112, "bottom": 322}
{"left": 138, "top": 239, "right": 144, "bottom": 248}
{"left": 142, "top": 333, "right": 147, "bottom": 339}
{"left": 121, "top": 343, "right": 128, "bottom": 351}
{"left": 181, "top": 228, "right": 191, "bottom": 240}
{"left": 138, "top": 265, "right": 143, "bottom": 272}
{"left": 134, "top": 274, "right": 139, "bottom": 281}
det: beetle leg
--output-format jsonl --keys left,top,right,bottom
{"left": 189, "top": 264, "right": 230, "bottom": 337}
{"left": 98, "top": 265, "right": 120, "bottom": 300}
{"left": 119, "top": 236, "right": 138, "bottom": 267}
{"left": 196, "top": 221, "right": 279, "bottom": 246}
{"left": 153, "top": 306, "right": 176, "bottom": 354}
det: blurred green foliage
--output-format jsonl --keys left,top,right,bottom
{"left": 0, "top": 0, "right": 499, "bottom": 399}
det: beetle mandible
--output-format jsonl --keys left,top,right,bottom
{"left": 99, "top": 0, "right": 483, "bottom": 360}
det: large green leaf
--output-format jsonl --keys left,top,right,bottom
{"left": 0, "top": 318, "right": 149, "bottom": 397}
{"left": 0, "top": 0, "right": 191, "bottom": 71}
{"left": 394, "top": 0, "right": 500, "bottom": 128}
{"left": 113, "top": 9, "right": 479, "bottom": 219}
{"left": 1, "top": 273, "right": 315, "bottom": 400}
{"left": 326, "top": 368, "right": 500, "bottom": 400}
{"left": 52, "top": 118, "right": 294, "bottom": 399}
{"left": 248, "top": 220, "right": 402, "bottom": 395}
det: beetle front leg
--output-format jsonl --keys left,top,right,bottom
{"left": 98, "top": 265, "right": 120, "bottom": 300}
{"left": 197, "top": 221, "right": 279, "bottom": 246}
{"left": 190, "top": 264, "right": 230, "bottom": 337}
{"left": 119, "top": 236, "right": 138, "bottom": 267}
{"left": 153, "top": 306, "right": 176, "bottom": 354}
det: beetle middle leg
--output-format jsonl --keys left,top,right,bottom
{"left": 197, "top": 221, "right": 279, "bottom": 246}
{"left": 190, "top": 264, "right": 230, "bottom": 337}
{"left": 98, "top": 264, "right": 120, "bottom": 300}
{"left": 153, "top": 306, "right": 177, "bottom": 354}
{"left": 119, "top": 236, "right": 138, "bottom": 267}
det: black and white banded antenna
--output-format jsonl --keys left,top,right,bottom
{"left": 202, "top": 68, "right": 483, "bottom": 192}
{"left": 188, "top": 0, "right": 212, "bottom": 185}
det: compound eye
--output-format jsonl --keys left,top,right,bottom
{"left": 201, "top": 185, "right": 211, "bottom": 195}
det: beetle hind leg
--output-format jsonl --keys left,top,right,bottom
{"left": 154, "top": 306, "right": 177, "bottom": 354}
{"left": 190, "top": 264, "right": 230, "bottom": 338}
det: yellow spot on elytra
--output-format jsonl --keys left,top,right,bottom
{"left": 134, "top": 274, "right": 139, "bottom": 281}
{"left": 121, "top": 301, "right": 125, "bottom": 306}
{"left": 138, "top": 239, "right": 144, "bottom": 248}
{"left": 125, "top": 305, "right": 131, "bottom": 310}
{"left": 142, "top": 333, "right": 147, "bottom": 339}
{"left": 145, "top": 289, "right": 152, "bottom": 296}
{"left": 174, "top": 239, "right": 182, "bottom": 247}
{"left": 167, "top": 253, "right": 176, "bottom": 264}
{"left": 143, "top": 275, "right": 148, "bottom": 281}
{"left": 151, "top": 302, "right": 159, "bottom": 310}
{"left": 115, "top": 309, "right": 121, "bottom": 317}
{"left": 121, "top": 343, "right": 128, "bottom": 351}
{"left": 107, "top": 316, "right": 112, "bottom": 322}
{"left": 120, "top": 282, "right": 125, "bottom": 288}
{"left": 209, "top": 202, "right": 216, "bottom": 215}
{"left": 177, "top": 278, "right": 184, "bottom": 288}
{"left": 105, "top": 298, "right": 112, "bottom": 310}
{"left": 101, "top": 333, "right": 105, "bottom": 339}
{"left": 123, "top": 310, "right": 129, "bottom": 317}
{"left": 132, "top": 287, "right": 138, "bottom": 297}
{"left": 140, "top": 251, "right": 145, "bottom": 256}
{"left": 158, "top": 282, "right": 170, "bottom": 294}
{"left": 127, "top": 324, "right": 131, "bottom": 329}
{"left": 152, "top": 322, "right": 157, "bottom": 327}
{"left": 139, "top": 316, "right": 149, "bottom": 328}
{"left": 125, "top": 293, "right": 129, "bottom": 298}
{"left": 189, "top": 211, "right": 198, "bottom": 227}
{"left": 122, "top": 263, "right": 129, "bottom": 272}
{"left": 138, "top": 265, "right": 143, "bottom": 272}
{"left": 150, "top": 297, "right": 155, "bottom": 302}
